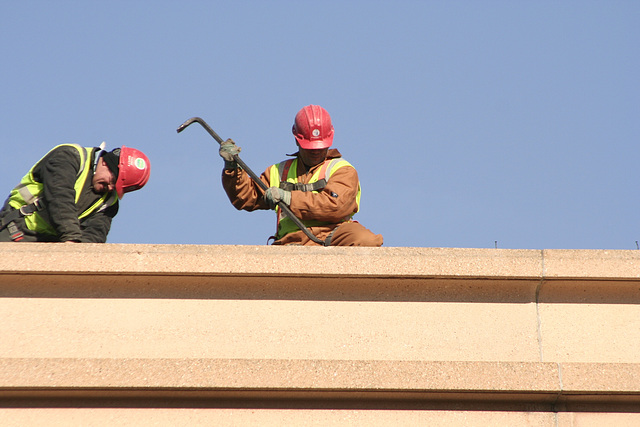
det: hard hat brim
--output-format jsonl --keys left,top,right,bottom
{"left": 295, "top": 135, "right": 333, "bottom": 150}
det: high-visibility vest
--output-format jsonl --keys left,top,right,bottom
{"left": 268, "top": 157, "right": 361, "bottom": 239}
{"left": 7, "top": 144, "right": 117, "bottom": 236}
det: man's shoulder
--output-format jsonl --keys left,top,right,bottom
{"left": 327, "top": 148, "right": 342, "bottom": 159}
{"left": 273, "top": 158, "right": 295, "bottom": 166}
{"left": 327, "top": 157, "right": 357, "bottom": 174}
{"left": 46, "top": 144, "right": 92, "bottom": 160}
{"left": 50, "top": 143, "right": 90, "bottom": 152}
{"left": 35, "top": 145, "right": 93, "bottom": 175}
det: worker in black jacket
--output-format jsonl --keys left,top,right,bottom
{"left": 0, "top": 143, "right": 150, "bottom": 243}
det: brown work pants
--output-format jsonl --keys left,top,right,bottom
{"left": 273, "top": 221, "right": 383, "bottom": 247}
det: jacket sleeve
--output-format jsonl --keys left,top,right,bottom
{"left": 288, "top": 165, "right": 359, "bottom": 222}
{"left": 221, "top": 167, "right": 271, "bottom": 211}
{"left": 79, "top": 202, "right": 118, "bottom": 243}
{"left": 33, "top": 146, "right": 84, "bottom": 242}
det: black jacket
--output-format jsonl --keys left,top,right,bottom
{"left": 1, "top": 145, "right": 119, "bottom": 242}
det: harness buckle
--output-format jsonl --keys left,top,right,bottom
{"left": 33, "top": 197, "right": 43, "bottom": 211}
{"left": 6, "top": 221, "right": 24, "bottom": 241}
{"left": 19, "top": 198, "right": 42, "bottom": 216}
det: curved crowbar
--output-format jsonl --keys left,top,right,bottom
{"left": 177, "top": 117, "right": 327, "bottom": 246}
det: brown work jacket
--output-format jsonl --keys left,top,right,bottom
{"left": 221, "top": 148, "right": 359, "bottom": 244}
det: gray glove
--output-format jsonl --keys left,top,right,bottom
{"left": 264, "top": 187, "right": 292, "bottom": 209}
{"left": 219, "top": 138, "right": 241, "bottom": 169}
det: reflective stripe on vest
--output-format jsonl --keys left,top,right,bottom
{"left": 268, "top": 157, "right": 361, "bottom": 240}
{"left": 7, "top": 144, "right": 117, "bottom": 235}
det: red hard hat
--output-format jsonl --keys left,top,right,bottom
{"left": 115, "top": 146, "right": 151, "bottom": 199}
{"left": 292, "top": 105, "right": 334, "bottom": 149}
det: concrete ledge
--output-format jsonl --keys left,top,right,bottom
{"left": 1, "top": 243, "right": 638, "bottom": 279}
{"left": 543, "top": 249, "right": 640, "bottom": 279}
{"left": 0, "top": 243, "right": 542, "bottom": 278}
{"left": 1, "top": 244, "right": 639, "bottom": 420}
{"left": 1, "top": 359, "right": 638, "bottom": 411}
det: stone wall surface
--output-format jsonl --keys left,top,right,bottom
{"left": 0, "top": 243, "right": 638, "bottom": 426}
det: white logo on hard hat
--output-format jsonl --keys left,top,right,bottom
{"left": 312, "top": 129, "right": 320, "bottom": 137}
{"left": 134, "top": 158, "right": 146, "bottom": 170}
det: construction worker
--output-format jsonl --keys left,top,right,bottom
{"left": 0, "top": 143, "right": 150, "bottom": 243}
{"left": 221, "top": 105, "right": 383, "bottom": 246}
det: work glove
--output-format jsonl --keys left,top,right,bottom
{"left": 219, "top": 138, "right": 241, "bottom": 169}
{"left": 264, "top": 187, "right": 291, "bottom": 209}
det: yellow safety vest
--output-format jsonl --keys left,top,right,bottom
{"left": 8, "top": 144, "right": 117, "bottom": 236}
{"left": 268, "top": 157, "right": 361, "bottom": 240}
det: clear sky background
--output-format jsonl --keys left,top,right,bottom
{"left": 1, "top": 1, "right": 638, "bottom": 249}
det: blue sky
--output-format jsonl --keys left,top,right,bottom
{"left": 1, "top": 1, "right": 638, "bottom": 249}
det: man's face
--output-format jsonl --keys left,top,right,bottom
{"left": 92, "top": 158, "right": 116, "bottom": 194}
{"left": 298, "top": 146, "right": 328, "bottom": 168}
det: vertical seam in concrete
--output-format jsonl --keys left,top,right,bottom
{"left": 535, "top": 250, "right": 545, "bottom": 362}
{"left": 557, "top": 362, "right": 564, "bottom": 390}
{"left": 552, "top": 362, "right": 564, "bottom": 414}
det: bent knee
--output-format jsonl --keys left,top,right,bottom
{"left": 330, "top": 222, "right": 383, "bottom": 247}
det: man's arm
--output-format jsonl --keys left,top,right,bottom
{"left": 221, "top": 167, "right": 271, "bottom": 212}
{"left": 79, "top": 202, "right": 118, "bottom": 243}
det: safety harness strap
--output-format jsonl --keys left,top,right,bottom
{"left": 279, "top": 179, "right": 327, "bottom": 192}
{"left": 278, "top": 158, "right": 334, "bottom": 192}
{"left": 0, "top": 198, "right": 42, "bottom": 225}
{"left": 271, "top": 157, "right": 344, "bottom": 245}
{"left": 0, "top": 198, "right": 43, "bottom": 241}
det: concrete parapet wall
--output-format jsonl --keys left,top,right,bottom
{"left": 0, "top": 244, "right": 639, "bottom": 425}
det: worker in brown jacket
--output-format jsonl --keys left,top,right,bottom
{"left": 221, "top": 105, "right": 383, "bottom": 246}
